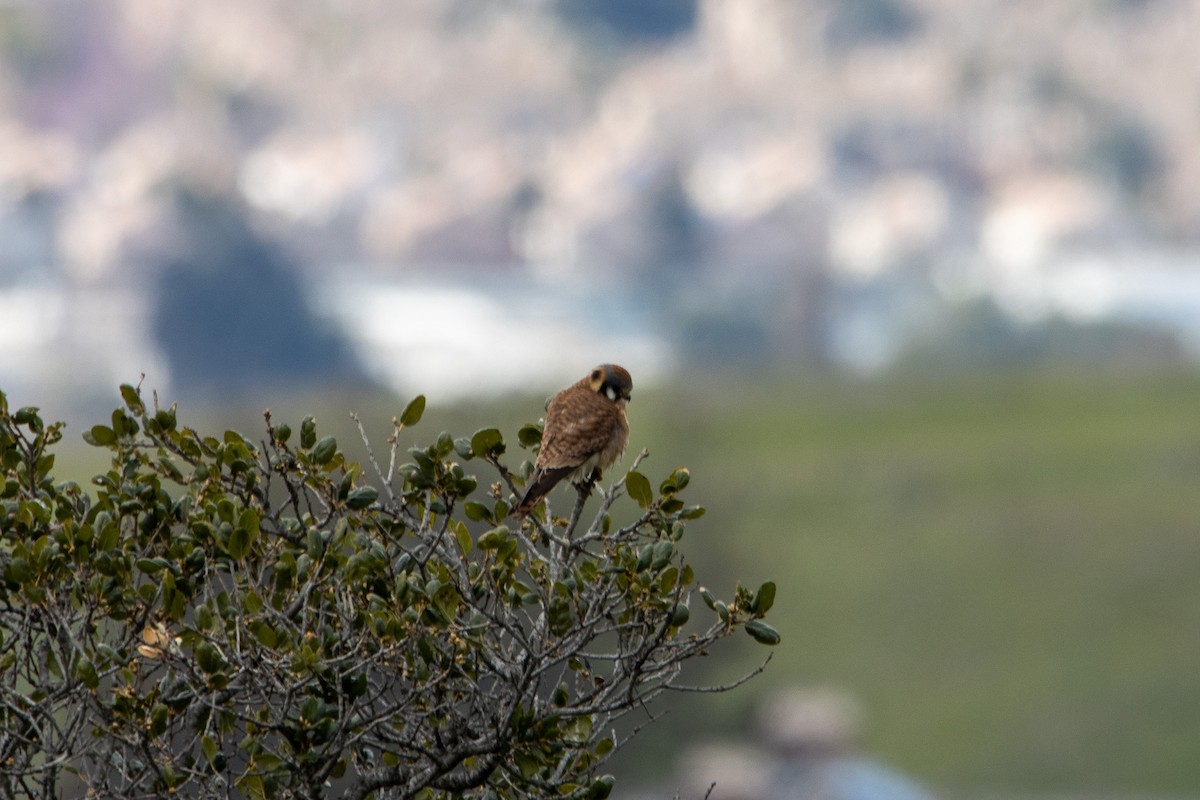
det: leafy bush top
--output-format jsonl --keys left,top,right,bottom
{"left": 0, "top": 385, "right": 776, "bottom": 799}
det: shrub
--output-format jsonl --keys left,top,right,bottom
{"left": 0, "top": 384, "right": 777, "bottom": 799}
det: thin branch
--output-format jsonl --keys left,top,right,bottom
{"left": 352, "top": 412, "right": 396, "bottom": 503}
{"left": 667, "top": 652, "right": 774, "bottom": 693}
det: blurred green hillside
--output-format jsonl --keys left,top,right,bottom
{"left": 44, "top": 366, "right": 1200, "bottom": 793}
{"left": 630, "top": 367, "right": 1200, "bottom": 793}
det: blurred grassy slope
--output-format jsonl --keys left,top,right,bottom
{"left": 42, "top": 367, "right": 1200, "bottom": 792}
{"left": 630, "top": 367, "right": 1200, "bottom": 793}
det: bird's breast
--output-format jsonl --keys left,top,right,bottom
{"left": 595, "top": 410, "right": 629, "bottom": 471}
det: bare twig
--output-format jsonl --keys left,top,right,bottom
{"left": 352, "top": 411, "right": 397, "bottom": 503}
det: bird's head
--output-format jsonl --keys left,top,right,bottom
{"left": 588, "top": 364, "right": 633, "bottom": 405}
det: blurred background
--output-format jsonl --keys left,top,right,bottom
{"left": 2, "top": 0, "right": 1200, "bottom": 796}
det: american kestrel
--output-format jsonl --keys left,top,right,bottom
{"left": 514, "top": 364, "right": 632, "bottom": 518}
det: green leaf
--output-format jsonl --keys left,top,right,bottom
{"left": 625, "top": 470, "right": 653, "bottom": 509}
{"left": 455, "top": 524, "right": 473, "bottom": 557}
{"left": 300, "top": 415, "right": 317, "bottom": 449}
{"left": 244, "top": 589, "right": 264, "bottom": 615}
{"left": 588, "top": 775, "right": 616, "bottom": 800}
{"left": 307, "top": 529, "right": 323, "bottom": 559}
{"left": 751, "top": 581, "right": 776, "bottom": 616}
{"left": 745, "top": 619, "right": 781, "bottom": 646}
{"left": 149, "top": 703, "right": 169, "bottom": 736}
{"left": 158, "top": 455, "right": 183, "bottom": 482}
{"left": 236, "top": 774, "right": 266, "bottom": 800}
{"left": 201, "top": 735, "right": 219, "bottom": 766}
{"left": 548, "top": 596, "right": 573, "bottom": 636}
{"left": 111, "top": 408, "right": 138, "bottom": 438}
{"left": 400, "top": 395, "right": 426, "bottom": 427}
{"left": 346, "top": 486, "right": 378, "bottom": 509}
{"left": 225, "top": 522, "right": 248, "bottom": 561}
{"left": 195, "top": 642, "right": 225, "bottom": 674}
{"left": 651, "top": 540, "right": 673, "bottom": 570}
{"left": 155, "top": 406, "right": 177, "bottom": 432}
{"left": 464, "top": 501, "right": 491, "bottom": 522}
{"left": 517, "top": 423, "right": 543, "bottom": 449}
{"left": 85, "top": 425, "right": 116, "bottom": 447}
{"left": 5, "top": 557, "right": 33, "bottom": 584}
{"left": 223, "top": 429, "right": 251, "bottom": 447}
{"left": 136, "top": 557, "right": 170, "bottom": 575}
{"left": 513, "top": 750, "right": 540, "bottom": 779}
{"left": 75, "top": 656, "right": 99, "bottom": 690}
{"left": 251, "top": 620, "right": 278, "bottom": 648}
{"left": 660, "top": 466, "right": 690, "bottom": 495}
{"left": 228, "top": 509, "right": 259, "bottom": 560}
{"left": 311, "top": 436, "right": 337, "bottom": 465}
{"left": 119, "top": 384, "right": 144, "bottom": 414}
{"left": 477, "top": 526, "right": 510, "bottom": 550}
{"left": 195, "top": 605, "right": 214, "bottom": 631}
{"left": 564, "top": 714, "right": 593, "bottom": 744}
{"left": 470, "top": 428, "right": 504, "bottom": 458}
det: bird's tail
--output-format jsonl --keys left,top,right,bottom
{"left": 513, "top": 466, "right": 573, "bottom": 518}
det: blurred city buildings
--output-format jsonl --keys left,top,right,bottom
{"left": 0, "top": 0, "right": 1197, "bottom": 404}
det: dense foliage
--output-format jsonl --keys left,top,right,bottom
{"left": 0, "top": 385, "right": 776, "bottom": 799}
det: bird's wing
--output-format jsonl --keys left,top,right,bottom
{"left": 537, "top": 390, "right": 617, "bottom": 469}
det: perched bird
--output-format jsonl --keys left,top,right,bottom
{"left": 514, "top": 364, "right": 632, "bottom": 518}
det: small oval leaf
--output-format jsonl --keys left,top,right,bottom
{"left": 470, "top": 428, "right": 504, "bottom": 458}
{"left": 300, "top": 415, "right": 317, "bottom": 449}
{"left": 589, "top": 775, "right": 616, "bottom": 800}
{"left": 400, "top": 395, "right": 426, "bottom": 427}
{"left": 195, "top": 642, "right": 224, "bottom": 674}
{"left": 463, "top": 501, "right": 491, "bottom": 522}
{"left": 745, "top": 619, "right": 781, "bottom": 646}
{"left": 75, "top": 656, "right": 99, "bottom": 690}
{"left": 625, "top": 470, "right": 653, "bottom": 508}
{"left": 477, "top": 525, "right": 510, "bottom": 550}
{"left": 346, "top": 486, "right": 378, "bottom": 509}
{"left": 201, "top": 735, "right": 219, "bottom": 766}
{"left": 86, "top": 425, "right": 117, "bottom": 446}
{"left": 651, "top": 539, "right": 674, "bottom": 570}
{"left": 119, "top": 384, "right": 144, "bottom": 414}
{"left": 751, "top": 581, "right": 776, "bottom": 617}
{"left": 517, "top": 423, "right": 543, "bottom": 449}
{"left": 311, "top": 436, "right": 337, "bottom": 465}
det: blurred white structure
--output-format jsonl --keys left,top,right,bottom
{"left": 312, "top": 272, "right": 671, "bottom": 401}
{"left": 673, "top": 687, "right": 935, "bottom": 800}
{"left": 0, "top": 270, "right": 670, "bottom": 414}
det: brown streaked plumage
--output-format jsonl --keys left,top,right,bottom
{"left": 514, "top": 364, "right": 632, "bottom": 518}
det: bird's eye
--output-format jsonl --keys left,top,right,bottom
{"left": 591, "top": 369, "right": 602, "bottom": 381}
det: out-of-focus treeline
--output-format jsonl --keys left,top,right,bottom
{"left": 0, "top": 0, "right": 1197, "bottom": 404}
